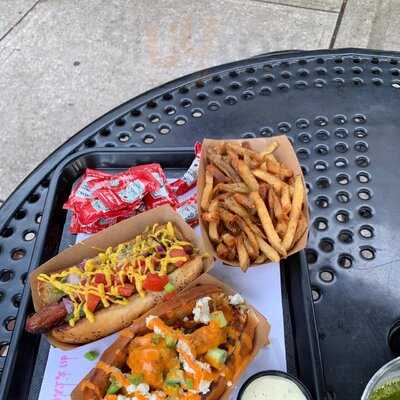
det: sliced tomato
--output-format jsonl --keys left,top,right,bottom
{"left": 169, "top": 248, "right": 188, "bottom": 267}
{"left": 163, "top": 291, "right": 177, "bottom": 301}
{"left": 94, "top": 273, "right": 106, "bottom": 285}
{"left": 143, "top": 274, "right": 169, "bottom": 292}
{"left": 118, "top": 284, "right": 135, "bottom": 297}
{"left": 86, "top": 293, "right": 101, "bottom": 312}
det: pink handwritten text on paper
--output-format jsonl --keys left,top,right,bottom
{"left": 52, "top": 354, "right": 79, "bottom": 400}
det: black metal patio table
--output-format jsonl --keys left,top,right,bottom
{"left": 0, "top": 48, "right": 399, "bottom": 400}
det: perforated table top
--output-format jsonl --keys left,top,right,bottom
{"left": 1, "top": 48, "right": 400, "bottom": 400}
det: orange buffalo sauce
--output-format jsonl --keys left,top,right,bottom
{"left": 127, "top": 333, "right": 179, "bottom": 389}
{"left": 96, "top": 361, "right": 130, "bottom": 387}
{"left": 190, "top": 320, "right": 226, "bottom": 356}
{"left": 129, "top": 316, "right": 227, "bottom": 395}
{"left": 80, "top": 379, "right": 102, "bottom": 397}
{"left": 98, "top": 296, "right": 252, "bottom": 400}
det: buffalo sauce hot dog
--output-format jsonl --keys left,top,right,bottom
{"left": 25, "top": 222, "right": 204, "bottom": 344}
{"left": 71, "top": 284, "right": 258, "bottom": 400}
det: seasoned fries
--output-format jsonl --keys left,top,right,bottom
{"left": 199, "top": 139, "right": 308, "bottom": 270}
{"left": 200, "top": 169, "right": 214, "bottom": 210}
{"left": 252, "top": 169, "right": 286, "bottom": 193}
{"left": 250, "top": 191, "right": 287, "bottom": 257}
{"left": 282, "top": 175, "right": 305, "bottom": 250}
{"left": 236, "top": 234, "right": 250, "bottom": 271}
{"left": 206, "top": 164, "right": 230, "bottom": 183}
{"left": 281, "top": 185, "right": 291, "bottom": 214}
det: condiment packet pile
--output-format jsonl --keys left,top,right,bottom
{"left": 64, "top": 143, "right": 201, "bottom": 233}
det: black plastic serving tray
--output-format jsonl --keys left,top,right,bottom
{"left": 8, "top": 148, "right": 325, "bottom": 400}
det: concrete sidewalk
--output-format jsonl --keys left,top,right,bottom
{"left": 0, "top": 0, "right": 398, "bottom": 201}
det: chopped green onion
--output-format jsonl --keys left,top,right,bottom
{"left": 127, "top": 373, "right": 143, "bottom": 385}
{"left": 186, "top": 378, "right": 194, "bottom": 389}
{"left": 106, "top": 381, "right": 121, "bottom": 394}
{"left": 84, "top": 350, "right": 99, "bottom": 361}
{"left": 165, "top": 335, "right": 177, "bottom": 349}
{"left": 152, "top": 334, "right": 162, "bottom": 344}
{"left": 164, "top": 282, "right": 175, "bottom": 293}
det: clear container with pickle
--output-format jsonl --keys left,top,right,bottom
{"left": 362, "top": 357, "right": 400, "bottom": 400}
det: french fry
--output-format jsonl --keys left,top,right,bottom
{"left": 208, "top": 200, "right": 220, "bottom": 242}
{"left": 245, "top": 218, "right": 267, "bottom": 240}
{"left": 243, "top": 153, "right": 260, "bottom": 169}
{"left": 219, "top": 208, "right": 240, "bottom": 234}
{"left": 259, "top": 183, "right": 269, "bottom": 203}
{"left": 223, "top": 196, "right": 253, "bottom": 221}
{"left": 201, "top": 170, "right": 214, "bottom": 210}
{"left": 213, "top": 183, "right": 249, "bottom": 194}
{"left": 236, "top": 234, "right": 250, "bottom": 272}
{"left": 266, "top": 158, "right": 293, "bottom": 179}
{"left": 221, "top": 232, "right": 236, "bottom": 248}
{"left": 227, "top": 149, "right": 240, "bottom": 168}
{"left": 265, "top": 159, "right": 281, "bottom": 176}
{"left": 243, "top": 236, "right": 258, "bottom": 259}
{"left": 261, "top": 141, "right": 279, "bottom": 157}
{"left": 239, "top": 160, "right": 259, "bottom": 191}
{"left": 271, "top": 190, "right": 283, "bottom": 221}
{"left": 281, "top": 185, "right": 291, "bottom": 214}
{"left": 216, "top": 242, "right": 230, "bottom": 260}
{"left": 250, "top": 191, "right": 286, "bottom": 256}
{"left": 234, "top": 216, "right": 260, "bottom": 255}
{"left": 208, "top": 152, "right": 241, "bottom": 182}
{"left": 282, "top": 175, "right": 305, "bottom": 250}
{"left": 226, "top": 142, "right": 263, "bottom": 163}
{"left": 206, "top": 164, "right": 230, "bottom": 183}
{"left": 256, "top": 236, "right": 280, "bottom": 262}
{"left": 278, "top": 165, "right": 293, "bottom": 179}
{"left": 233, "top": 193, "right": 256, "bottom": 214}
{"left": 252, "top": 169, "right": 286, "bottom": 193}
{"left": 265, "top": 151, "right": 278, "bottom": 160}
{"left": 293, "top": 212, "right": 308, "bottom": 245}
{"left": 213, "top": 142, "right": 226, "bottom": 154}
{"left": 202, "top": 211, "right": 219, "bottom": 223}
{"left": 276, "top": 220, "right": 288, "bottom": 239}
{"left": 254, "top": 253, "right": 268, "bottom": 264}
{"left": 268, "top": 188, "right": 275, "bottom": 217}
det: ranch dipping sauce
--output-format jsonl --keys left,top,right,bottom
{"left": 239, "top": 372, "right": 311, "bottom": 400}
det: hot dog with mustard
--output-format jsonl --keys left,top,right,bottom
{"left": 25, "top": 222, "right": 204, "bottom": 345}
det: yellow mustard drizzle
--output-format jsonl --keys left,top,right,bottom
{"left": 37, "top": 222, "right": 195, "bottom": 326}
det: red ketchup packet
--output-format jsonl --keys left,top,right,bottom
{"left": 175, "top": 194, "right": 198, "bottom": 226}
{"left": 64, "top": 169, "right": 112, "bottom": 212}
{"left": 74, "top": 168, "right": 159, "bottom": 226}
{"left": 64, "top": 143, "right": 201, "bottom": 234}
{"left": 167, "top": 142, "right": 202, "bottom": 196}
{"left": 64, "top": 165, "right": 156, "bottom": 231}
{"left": 133, "top": 163, "right": 178, "bottom": 209}
{"left": 69, "top": 207, "right": 138, "bottom": 234}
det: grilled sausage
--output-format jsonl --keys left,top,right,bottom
{"left": 25, "top": 301, "right": 67, "bottom": 333}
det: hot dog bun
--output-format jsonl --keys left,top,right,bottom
{"left": 51, "top": 255, "right": 203, "bottom": 344}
